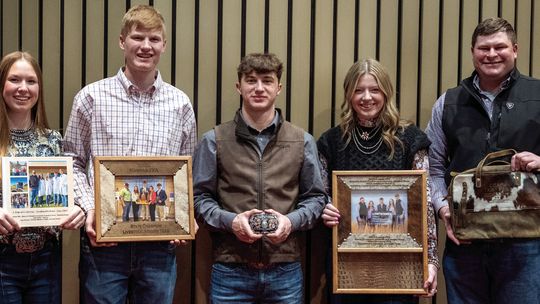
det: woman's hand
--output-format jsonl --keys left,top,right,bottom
{"left": 422, "top": 264, "right": 438, "bottom": 297}
{"left": 321, "top": 203, "right": 341, "bottom": 227}
{"left": 0, "top": 208, "right": 20, "bottom": 235}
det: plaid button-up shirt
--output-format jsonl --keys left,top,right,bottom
{"left": 63, "top": 68, "right": 197, "bottom": 212}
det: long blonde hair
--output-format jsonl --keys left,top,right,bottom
{"left": 0, "top": 51, "right": 49, "bottom": 156}
{"left": 339, "top": 58, "right": 410, "bottom": 159}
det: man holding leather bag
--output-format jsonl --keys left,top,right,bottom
{"left": 426, "top": 17, "right": 540, "bottom": 304}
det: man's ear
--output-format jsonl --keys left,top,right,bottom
{"left": 236, "top": 82, "right": 242, "bottom": 95}
{"left": 119, "top": 35, "right": 126, "bottom": 50}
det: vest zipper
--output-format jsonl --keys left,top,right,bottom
{"left": 257, "top": 158, "right": 263, "bottom": 264}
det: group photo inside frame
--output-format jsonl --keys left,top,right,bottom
{"left": 1, "top": 157, "right": 75, "bottom": 227}
{"left": 332, "top": 170, "right": 428, "bottom": 294}
{"left": 94, "top": 156, "right": 195, "bottom": 242}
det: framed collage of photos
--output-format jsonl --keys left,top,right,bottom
{"left": 94, "top": 156, "right": 195, "bottom": 242}
{"left": 332, "top": 170, "right": 428, "bottom": 294}
{"left": 1, "top": 157, "right": 74, "bottom": 227}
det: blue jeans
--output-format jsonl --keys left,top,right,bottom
{"left": 0, "top": 240, "right": 61, "bottom": 304}
{"left": 210, "top": 262, "right": 303, "bottom": 304}
{"left": 79, "top": 235, "right": 176, "bottom": 304}
{"left": 122, "top": 201, "right": 132, "bottom": 221}
{"left": 30, "top": 188, "right": 39, "bottom": 207}
{"left": 443, "top": 238, "right": 540, "bottom": 304}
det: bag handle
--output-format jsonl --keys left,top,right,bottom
{"left": 475, "top": 149, "right": 516, "bottom": 188}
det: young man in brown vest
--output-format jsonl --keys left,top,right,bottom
{"left": 194, "top": 53, "right": 326, "bottom": 303}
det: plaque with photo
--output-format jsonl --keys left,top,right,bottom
{"left": 94, "top": 156, "right": 195, "bottom": 242}
{"left": 1, "top": 157, "right": 75, "bottom": 227}
{"left": 332, "top": 170, "right": 428, "bottom": 294}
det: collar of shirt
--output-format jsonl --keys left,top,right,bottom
{"left": 242, "top": 110, "right": 280, "bottom": 136}
{"left": 472, "top": 74, "right": 511, "bottom": 102}
{"left": 117, "top": 68, "right": 162, "bottom": 100}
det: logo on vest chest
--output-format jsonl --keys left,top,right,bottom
{"left": 505, "top": 102, "right": 514, "bottom": 110}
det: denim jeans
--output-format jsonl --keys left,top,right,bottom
{"left": 30, "top": 188, "right": 39, "bottom": 207}
{"left": 0, "top": 240, "right": 61, "bottom": 304}
{"left": 122, "top": 201, "right": 132, "bottom": 221}
{"left": 443, "top": 238, "right": 540, "bottom": 304}
{"left": 79, "top": 235, "right": 176, "bottom": 304}
{"left": 210, "top": 262, "right": 303, "bottom": 304}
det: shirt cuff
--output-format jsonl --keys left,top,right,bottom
{"left": 222, "top": 211, "right": 237, "bottom": 232}
{"left": 286, "top": 212, "right": 301, "bottom": 232}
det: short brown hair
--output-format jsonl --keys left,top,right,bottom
{"left": 472, "top": 17, "right": 516, "bottom": 47}
{"left": 121, "top": 5, "right": 166, "bottom": 40}
{"left": 0, "top": 51, "right": 49, "bottom": 155}
{"left": 237, "top": 53, "right": 283, "bottom": 81}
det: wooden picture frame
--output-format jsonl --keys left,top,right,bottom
{"left": 1, "top": 157, "right": 75, "bottom": 227}
{"left": 332, "top": 170, "right": 428, "bottom": 294}
{"left": 94, "top": 156, "right": 195, "bottom": 242}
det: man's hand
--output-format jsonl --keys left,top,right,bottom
{"left": 265, "top": 209, "right": 292, "bottom": 245}
{"left": 170, "top": 220, "right": 199, "bottom": 246}
{"left": 512, "top": 151, "right": 540, "bottom": 172}
{"left": 85, "top": 210, "right": 117, "bottom": 247}
{"left": 438, "top": 206, "right": 465, "bottom": 245}
{"left": 0, "top": 209, "right": 20, "bottom": 235}
{"left": 59, "top": 205, "right": 86, "bottom": 230}
{"left": 422, "top": 264, "right": 438, "bottom": 297}
{"left": 232, "top": 209, "right": 263, "bottom": 243}
{"left": 321, "top": 203, "right": 341, "bottom": 228}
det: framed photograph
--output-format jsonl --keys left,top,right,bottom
{"left": 1, "top": 157, "right": 75, "bottom": 227}
{"left": 332, "top": 170, "right": 428, "bottom": 294}
{"left": 94, "top": 156, "right": 195, "bottom": 242}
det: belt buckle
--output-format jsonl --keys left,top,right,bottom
{"left": 248, "top": 262, "right": 273, "bottom": 270}
{"left": 13, "top": 232, "right": 46, "bottom": 253}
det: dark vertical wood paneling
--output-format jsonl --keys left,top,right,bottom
{"left": 458, "top": 0, "right": 463, "bottom": 84}
{"left": 530, "top": 0, "right": 535, "bottom": 75}
{"left": 38, "top": 0, "right": 42, "bottom": 64}
{"left": 103, "top": 0, "right": 108, "bottom": 78}
{"left": 396, "top": 0, "right": 403, "bottom": 109}
{"left": 285, "top": 0, "right": 292, "bottom": 121}
{"left": 81, "top": 0, "right": 86, "bottom": 87}
{"left": 240, "top": 0, "right": 246, "bottom": 57}
{"left": 193, "top": 0, "right": 200, "bottom": 118}
{"left": 264, "top": 0, "right": 269, "bottom": 53}
{"left": 354, "top": 0, "right": 359, "bottom": 62}
{"left": 416, "top": 0, "right": 424, "bottom": 126}
{"left": 216, "top": 0, "right": 222, "bottom": 125}
{"left": 0, "top": 0, "right": 3, "bottom": 55}
{"left": 308, "top": 0, "right": 315, "bottom": 134}
{"left": 59, "top": 0, "right": 65, "bottom": 130}
{"left": 437, "top": 0, "right": 444, "bottom": 96}
{"left": 18, "top": 0, "right": 22, "bottom": 50}
{"left": 376, "top": 0, "right": 381, "bottom": 60}
{"left": 331, "top": 0, "right": 338, "bottom": 128}
{"left": 171, "top": 0, "right": 177, "bottom": 85}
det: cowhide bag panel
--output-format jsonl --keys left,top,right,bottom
{"left": 449, "top": 150, "right": 540, "bottom": 240}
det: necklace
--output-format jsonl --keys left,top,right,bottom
{"left": 356, "top": 123, "right": 381, "bottom": 140}
{"left": 352, "top": 124, "right": 383, "bottom": 155}
{"left": 10, "top": 124, "right": 36, "bottom": 143}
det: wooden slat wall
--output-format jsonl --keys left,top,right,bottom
{"left": 2, "top": 0, "right": 539, "bottom": 303}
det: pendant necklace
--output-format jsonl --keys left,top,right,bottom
{"left": 352, "top": 123, "right": 383, "bottom": 155}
